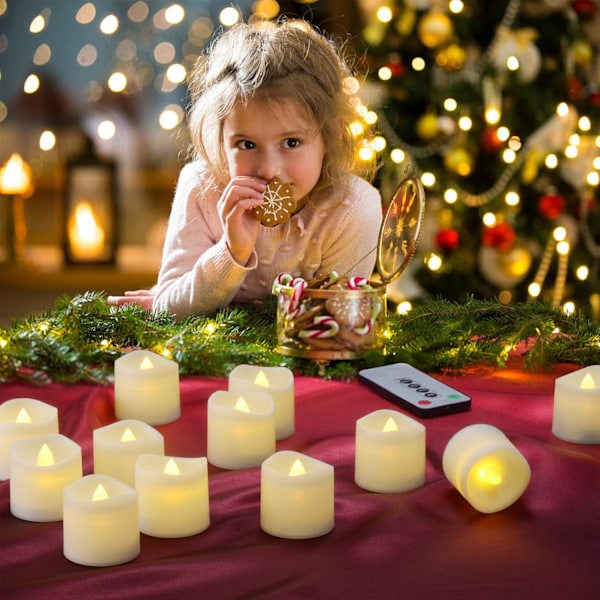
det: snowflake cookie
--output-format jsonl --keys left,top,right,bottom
{"left": 252, "top": 178, "right": 296, "bottom": 227}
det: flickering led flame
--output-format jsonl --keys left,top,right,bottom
{"left": 72, "top": 202, "right": 104, "bottom": 251}
{"left": 0, "top": 153, "right": 32, "bottom": 195}
{"left": 219, "top": 6, "right": 241, "bottom": 26}
{"left": 382, "top": 417, "right": 398, "bottom": 432}
{"left": 477, "top": 463, "right": 502, "bottom": 486}
{"left": 139, "top": 356, "right": 154, "bottom": 370}
{"left": 289, "top": 459, "right": 306, "bottom": 477}
{"left": 92, "top": 483, "right": 109, "bottom": 502}
{"left": 234, "top": 396, "right": 250, "bottom": 413}
{"left": 580, "top": 373, "right": 596, "bottom": 390}
{"left": 163, "top": 457, "right": 181, "bottom": 476}
{"left": 254, "top": 370, "right": 269, "bottom": 387}
{"left": 16, "top": 408, "right": 32, "bottom": 424}
{"left": 121, "top": 427, "right": 136, "bottom": 442}
{"left": 36, "top": 443, "right": 55, "bottom": 467}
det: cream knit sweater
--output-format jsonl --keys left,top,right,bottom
{"left": 152, "top": 161, "right": 383, "bottom": 317}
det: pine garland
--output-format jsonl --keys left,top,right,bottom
{"left": 1, "top": 291, "right": 599, "bottom": 385}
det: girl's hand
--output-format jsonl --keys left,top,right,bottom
{"left": 107, "top": 290, "right": 155, "bottom": 310}
{"left": 217, "top": 176, "right": 266, "bottom": 265}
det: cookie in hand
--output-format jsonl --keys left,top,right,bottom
{"left": 252, "top": 178, "right": 296, "bottom": 227}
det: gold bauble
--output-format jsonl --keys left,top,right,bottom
{"left": 572, "top": 39, "right": 594, "bottom": 68}
{"left": 435, "top": 43, "right": 466, "bottom": 71}
{"left": 443, "top": 147, "right": 473, "bottom": 176}
{"left": 417, "top": 12, "right": 453, "bottom": 48}
{"left": 498, "top": 247, "right": 532, "bottom": 278}
{"left": 416, "top": 113, "right": 439, "bottom": 140}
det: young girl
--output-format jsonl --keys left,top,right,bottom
{"left": 108, "top": 19, "right": 382, "bottom": 317}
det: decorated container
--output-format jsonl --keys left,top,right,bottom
{"left": 273, "top": 176, "right": 426, "bottom": 360}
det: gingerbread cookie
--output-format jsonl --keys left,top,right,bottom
{"left": 252, "top": 178, "right": 296, "bottom": 227}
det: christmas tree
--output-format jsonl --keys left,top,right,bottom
{"left": 357, "top": 0, "right": 600, "bottom": 319}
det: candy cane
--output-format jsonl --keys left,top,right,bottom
{"left": 347, "top": 276, "right": 372, "bottom": 290}
{"left": 298, "top": 315, "right": 340, "bottom": 339}
{"left": 288, "top": 277, "right": 307, "bottom": 313}
{"left": 353, "top": 296, "right": 383, "bottom": 335}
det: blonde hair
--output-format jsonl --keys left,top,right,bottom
{"left": 187, "top": 19, "right": 374, "bottom": 190}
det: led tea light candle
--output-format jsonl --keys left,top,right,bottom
{"left": 354, "top": 409, "right": 426, "bottom": 493}
{"left": 228, "top": 365, "right": 294, "bottom": 439}
{"left": 114, "top": 349, "right": 180, "bottom": 425}
{"left": 260, "top": 450, "right": 334, "bottom": 539}
{"left": 207, "top": 391, "right": 275, "bottom": 470}
{"left": 63, "top": 474, "right": 140, "bottom": 567}
{"left": 442, "top": 424, "right": 531, "bottom": 514}
{"left": 69, "top": 201, "right": 105, "bottom": 260}
{"left": 94, "top": 419, "right": 164, "bottom": 486}
{"left": 10, "top": 433, "right": 82, "bottom": 522}
{"left": 0, "top": 398, "right": 59, "bottom": 480}
{"left": 135, "top": 454, "right": 210, "bottom": 538}
{"left": 553, "top": 365, "right": 600, "bottom": 443}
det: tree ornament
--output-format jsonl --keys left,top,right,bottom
{"left": 480, "top": 127, "right": 503, "bottom": 153}
{"left": 435, "top": 228, "right": 460, "bottom": 252}
{"left": 416, "top": 112, "right": 440, "bottom": 140}
{"left": 417, "top": 12, "right": 453, "bottom": 48}
{"left": 572, "top": 39, "right": 594, "bottom": 68}
{"left": 537, "top": 191, "right": 566, "bottom": 220}
{"left": 478, "top": 245, "right": 532, "bottom": 288}
{"left": 481, "top": 222, "right": 516, "bottom": 252}
{"left": 443, "top": 147, "right": 473, "bottom": 176}
{"left": 567, "top": 76, "right": 585, "bottom": 101}
{"left": 491, "top": 29, "right": 542, "bottom": 83}
{"left": 435, "top": 43, "right": 466, "bottom": 71}
{"left": 571, "top": 0, "right": 597, "bottom": 18}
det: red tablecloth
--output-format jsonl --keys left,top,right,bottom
{"left": 1, "top": 361, "right": 599, "bottom": 600}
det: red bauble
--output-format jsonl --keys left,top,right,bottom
{"left": 436, "top": 228, "right": 460, "bottom": 251}
{"left": 480, "top": 127, "right": 503, "bottom": 153}
{"left": 588, "top": 91, "right": 600, "bottom": 107}
{"left": 567, "top": 77, "right": 584, "bottom": 102}
{"left": 387, "top": 59, "right": 405, "bottom": 78}
{"left": 571, "top": 0, "right": 597, "bottom": 17}
{"left": 537, "top": 192, "right": 565, "bottom": 220}
{"left": 481, "top": 222, "right": 515, "bottom": 252}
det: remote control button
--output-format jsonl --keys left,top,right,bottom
{"left": 417, "top": 400, "right": 432, "bottom": 406}
{"left": 397, "top": 378, "right": 412, "bottom": 384}
{"left": 416, "top": 387, "right": 428, "bottom": 393}
{"left": 408, "top": 383, "right": 420, "bottom": 389}
{"left": 424, "top": 392, "right": 438, "bottom": 398}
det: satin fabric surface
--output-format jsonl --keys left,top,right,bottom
{"left": 1, "top": 359, "right": 599, "bottom": 600}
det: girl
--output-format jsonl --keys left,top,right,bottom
{"left": 109, "top": 19, "right": 382, "bottom": 317}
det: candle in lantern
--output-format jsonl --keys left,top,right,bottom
{"left": 0, "top": 153, "right": 32, "bottom": 195}
{"left": 228, "top": 365, "right": 294, "bottom": 439}
{"left": 0, "top": 398, "right": 59, "bottom": 480}
{"left": 553, "top": 365, "right": 600, "bottom": 443}
{"left": 93, "top": 419, "right": 164, "bottom": 486}
{"left": 260, "top": 450, "right": 334, "bottom": 539}
{"left": 442, "top": 424, "right": 531, "bottom": 514}
{"left": 68, "top": 201, "right": 105, "bottom": 260}
{"left": 9, "top": 433, "right": 82, "bottom": 522}
{"left": 207, "top": 390, "right": 275, "bottom": 470}
{"left": 135, "top": 454, "right": 210, "bottom": 538}
{"left": 114, "top": 349, "right": 180, "bottom": 425}
{"left": 354, "top": 409, "right": 426, "bottom": 493}
{"left": 63, "top": 474, "right": 140, "bottom": 567}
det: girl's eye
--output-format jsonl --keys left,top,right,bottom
{"left": 237, "top": 140, "right": 255, "bottom": 150}
{"left": 283, "top": 138, "right": 300, "bottom": 149}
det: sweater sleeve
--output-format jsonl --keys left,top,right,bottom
{"left": 152, "top": 163, "right": 256, "bottom": 317}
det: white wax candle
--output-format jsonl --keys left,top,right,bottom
{"left": 63, "top": 474, "right": 140, "bottom": 567}
{"left": 354, "top": 409, "right": 426, "bottom": 493}
{"left": 553, "top": 365, "right": 600, "bottom": 443}
{"left": 442, "top": 424, "right": 531, "bottom": 514}
{"left": 228, "top": 365, "right": 294, "bottom": 440}
{"left": 260, "top": 450, "right": 334, "bottom": 539}
{"left": 135, "top": 454, "right": 210, "bottom": 538}
{"left": 10, "top": 433, "right": 82, "bottom": 522}
{"left": 94, "top": 419, "right": 164, "bottom": 486}
{"left": 207, "top": 390, "right": 276, "bottom": 470}
{"left": 114, "top": 349, "right": 180, "bottom": 425}
{"left": 0, "top": 398, "right": 59, "bottom": 480}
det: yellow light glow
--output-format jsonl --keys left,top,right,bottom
{"left": 24, "top": 74, "right": 40, "bottom": 94}
{"left": 496, "top": 126, "right": 510, "bottom": 142}
{"left": 382, "top": 417, "right": 398, "bottom": 432}
{"left": 100, "top": 14, "right": 119, "bottom": 35}
{"left": 16, "top": 408, "right": 32, "bottom": 424}
{"left": 556, "top": 241, "right": 569, "bottom": 255}
{"left": 485, "top": 108, "right": 500, "bottom": 125}
{"left": 505, "top": 191, "right": 520, "bottom": 206}
{"left": 36, "top": 443, "right": 55, "bottom": 467}
{"left": 443, "top": 97, "right": 458, "bottom": 112}
{"left": 421, "top": 172, "right": 436, "bottom": 187}
{"left": 289, "top": 459, "right": 306, "bottom": 477}
{"left": 97, "top": 120, "right": 116, "bottom": 140}
{"left": 39, "top": 130, "right": 56, "bottom": 151}
{"left": 563, "top": 301, "right": 575, "bottom": 315}
{"left": 458, "top": 116, "right": 472, "bottom": 131}
{"left": 164, "top": 457, "right": 181, "bottom": 475}
{"left": 502, "top": 148, "right": 516, "bottom": 164}
{"left": 108, "top": 72, "right": 127, "bottom": 92}
{"left": 556, "top": 102, "right": 570, "bottom": 117}
{"left": 396, "top": 301, "right": 412, "bottom": 315}
{"left": 254, "top": 370, "right": 269, "bottom": 387}
{"left": 121, "top": 427, "right": 136, "bottom": 442}
{"left": 0, "top": 153, "right": 32, "bottom": 195}
{"left": 578, "top": 116, "right": 591, "bottom": 131}
{"left": 426, "top": 253, "right": 442, "bottom": 271}
{"left": 358, "top": 147, "right": 375, "bottom": 161}
{"left": 376, "top": 6, "right": 393, "bottom": 23}
{"left": 411, "top": 57, "right": 426, "bottom": 71}
{"left": 378, "top": 66, "right": 392, "bottom": 81}
{"left": 70, "top": 202, "right": 104, "bottom": 255}
{"left": 545, "top": 153, "right": 558, "bottom": 169}
{"left": 165, "top": 4, "right": 185, "bottom": 24}
{"left": 30, "top": 15, "right": 46, "bottom": 34}
{"left": 390, "top": 148, "right": 406, "bottom": 164}
{"left": 553, "top": 226, "right": 567, "bottom": 242}
{"left": 528, "top": 282, "right": 541, "bottom": 297}
{"left": 576, "top": 265, "right": 589, "bottom": 280}
{"left": 166, "top": 63, "right": 186, "bottom": 84}
{"left": 586, "top": 172, "right": 599, "bottom": 186}
{"left": 449, "top": 0, "right": 464, "bottom": 13}
{"left": 92, "top": 483, "right": 109, "bottom": 502}
{"left": 219, "top": 6, "right": 240, "bottom": 26}
{"left": 580, "top": 373, "right": 596, "bottom": 389}
{"left": 444, "top": 188, "right": 458, "bottom": 204}
{"left": 140, "top": 356, "right": 154, "bottom": 370}
{"left": 477, "top": 463, "right": 502, "bottom": 486}
{"left": 506, "top": 56, "right": 519, "bottom": 71}
{"left": 349, "top": 121, "right": 364, "bottom": 137}
{"left": 234, "top": 396, "right": 250, "bottom": 413}
{"left": 482, "top": 212, "right": 496, "bottom": 227}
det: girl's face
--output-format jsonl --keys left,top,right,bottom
{"left": 222, "top": 97, "right": 326, "bottom": 204}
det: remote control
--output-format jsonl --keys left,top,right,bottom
{"left": 358, "top": 362, "right": 471, "bottom": 418}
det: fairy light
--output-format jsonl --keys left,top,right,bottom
{"left": 482, "top": 212, "right": 496, "bottom": 227}
{"left": 100, "top": 15, "right": 119, "bottom": 35}
{"left": 390, "top": 148, "right": 406, "bottom": 163}
{"left": 505, "top": 191, "right": 520, "bottom": 206}
{"left": 376, "top": 5, "right": 393, "bottom": 23}
{"left": 377, "top": 66, "right": 392, "bottom": 81}
{"left": 565, "top": 144, "right": 579, "bottom": 159}
{"left": 421, "top": 172, "right": 436, "bottom": 187}
{"left": 100, "top": 339, "right": 110, "bottom": 349}
{"left": 0, "top": 338, "right": 7, "bottom": 349}
{"left": 444, "top": 188, "right": 458, "bottom": 204}
{"left": 449, "top": 0, "right": 464, "bottom": 14}
{"left": 496, "top": 126, "right": 510, "bottom": 142}
{"left": 24, "top": 74, "right": 40, "bottom": 94}
{"left": 426, "top": 253, "right": 443, "bottom": 271}
{"left": 39, "top": 130, "right": 56, "bottom": 151}
{"left": 506, "top": 56, "right": 519, "bottom": 71}
{"left": 593, "top": 156, "right": 600, "bottom": 170}
{"left": 396, "top": 301, "right": 412, "bottom": 315}
{"left": 502, "top": 148, "right": 516, "bottom": 163}
{"left": 98, "top": 120, "right": 116, "bottom": 140}
{"left": 443, "top": 98, "right": 457, "bottom": 111}
{"left": 563, "top": 301, "right": 575, "bottom": 315}
{"left": 576, "top": 265, "right": 589, "bottom": 280}
{"left": 30, "top": 14, "right": 46, "bottom": 34}
{"left": 165, "top": 4, "right": 185, "bottom": 25}
{"left": 38, "top": 322, "right": 49, "bottom": 334}
{"left": 411, "top": 57, "right": 426, "bottom": 71}
{"left": 219, "top": 6, "right": 241, "bottom": 26}
{"left": 458, "top": 116, "right": 472, "bottom": 131}
{"left": 349, "top": 121, "right": 365, "bottom": 137}
{"left": 108, "top": 72, "right": 127, "bottom": 92}
{"left": 204, "top": 321, "right": 217, "bottom": 335}
{"left": 166, "top": 63, "right": 186, "bottom": 84}
{"left": 528, "top": 282, "right": 541, "bottom": 297}
{"left": 578, "top": 116, "right": 591, "bottom": 131}
{"left": 545, "top": 153, "right": 558, "bottom": 169}
{"left": 557, "top": 102, "right": 570, "bottom": 117}
{"left": 372, "top": 136, "right": 386, "bottom": 152}
{"left": 553, "top": 226, "right": 567, "bottom": 242}
{"left": 159, "top": 105, "right": 183, "bottom": 130}
{"left": 586, "top": 172, "right": 599, "bottom": 186}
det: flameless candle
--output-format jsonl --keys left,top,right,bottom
{"left": 0, "top": 398, "right": 59, "bottom": 480}
{"left": 68, "top": 201, "right": 105, "bottom": 260}
{"left": 260, "top": 450, "right": 334, "bottom": 539}
{"left": 135, "top": 454, "right": 210, "bottom": 538}
{"left": 94, "top": 419, "right": 164, "bottom": 486}
{"left": 553, "top": 365, "right": 600, "bottom": 443}
{"left": 442, "top": 424, "right": 531, "bottom": 514}
{"left": 207, "top": 391, "right": 276, "bottom": 469}
{"left": 63, "top": 474, "right": 140, "bottom": 567}
{"left": 9, "top": 433, "right": 82, "bottom": 521}
{"left": 114, "top": 349, "right": 180, "bottom": 425}
{"left": 228, "top": 365, "right": 294, "bottom": 439}
{"left": 354, "top": 409, "right": 426, "bottom": 493}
